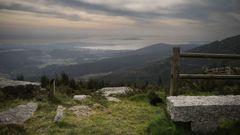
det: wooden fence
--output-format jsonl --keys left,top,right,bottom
{"left": 170, "top": 47, "right": 240, "bottom": 96}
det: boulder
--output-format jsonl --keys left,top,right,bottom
{"left": 0, "top": 78, "right": 41, "bottom": 98}
{"left": 0, "top": 102, "right": 38, "bottom": 124}
{"left": 106, "top": 97, "right": 121, "bottom": 102}
{"left": 97, "top": 87, "right": 133, "bottom": 97}
{"left": 54, "top": 105, "right": 65, "bottom": 122}
{"left": 92, "top": 103, "right": 105, "bottom": 110}
{"left": 73, "top": 95, "right": 91, "bottom": 101}
{"left": 0, "top": 78, "right": 40, "bottom": 89}
{"left": 69, "top": 105, "right": 93, "bottom": 117}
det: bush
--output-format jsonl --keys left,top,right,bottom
{"left": 129, "top": 94, "right": 148, "bottom": 102}
{"left": 16, "top": 74, "right": 24, "bottom": 81}
{"left": 217, "top": 120, "right": 240, "bottom": 135}
{"left": 0, "top": 85, "right": 40, "bottom": 99}
{"left": 0, "top": 124, "right": 26, "bottom": 135}
{"left": 57, "top": 85, "right": 75, "bottom": 96}
{"left": 69, "top": 78, "right": 78, "bottom": 89}
{"left": 41, "top": 75, "right": 50, "bottom": 88}
{"left": 61, "top": 73, "right": 70, "bottom": 85}
{"left": 147, "top": 115, "right": 177, "bottom": 135}
{"left": 181, "top": 79, "right": 240, "bottom": 95}
{"left": 90, "top": 92, "right": 108, "bottom": 107}
{"left": 147, "top": 91, "right": 163, "bottom": 105}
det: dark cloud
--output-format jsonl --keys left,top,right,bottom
{"left": 0, "top": 0, "right": 239, "bottom": 42}
{"left": 1, "top": 0, "right": 240, "bottom": 23}
{"left": 48, "top": 0, "right": 240, "bottom": 21}
{"left": 0, "top": 2, "right": 82, "bottom": 21}
{"left": 168, "top": 0, "right": 240, "bottom": 22}
{"left": 47, "top": 0, "right": 164, "bottom": 19}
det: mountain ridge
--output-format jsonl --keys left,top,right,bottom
{"left": 101, "top": 35, "right": 240, "bottom": 85}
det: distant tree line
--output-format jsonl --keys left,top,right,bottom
{"left": 40, "top": 73, "right": 109, "bottom": 91}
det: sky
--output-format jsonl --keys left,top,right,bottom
{"left": 0, "top": 0, "right": 240, "bottom": 49}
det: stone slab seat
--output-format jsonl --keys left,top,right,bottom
{"left": 166, "top": 95, "right": 240, "bottom": 133}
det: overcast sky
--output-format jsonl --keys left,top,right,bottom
{"left": 0, "top": 0, "right": 240, "bottom": 49}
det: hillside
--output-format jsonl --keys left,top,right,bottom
{"left": 0, "top": 44, "right": 129, "bottom": 80}
{"left": 1, "top": 78, "right": 239, "bottom": 135}
{"left": 101, "top": 35, "right": 240, "bottom": 85}
{"left": 40, "top": 44, "right": 197, "bottom": 79}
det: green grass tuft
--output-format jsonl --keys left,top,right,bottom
{"left": 0, "top": 124, "right": 26, "bottom": 135}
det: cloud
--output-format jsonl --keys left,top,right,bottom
{"left": 168, "top": 0, "right": 240, "bottom": 22}
{"left": 0, "top": 0, "right": 239, "bottom": 43}
{"left": 47, "top": 0, "right": 240, "bottom": 22}
{"left": 1, "top": 0, "right": 240, "bottom": 23}
{"left": 47, "top": 0, "right": 163, "bottom": 19}
{"left": 0, "top": 1, "right": 83, "bottom": 21}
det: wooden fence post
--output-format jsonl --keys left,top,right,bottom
{"left": 49, "top": 79, "right": 55, "bottom": 99}
{"left": 170, "top": 47, "right": 180, "bottom": 96}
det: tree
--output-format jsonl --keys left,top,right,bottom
{"left": 61, "top": 72, "right": 69, "bottom": 85}
{"left": 16, "top": 74, "right": 24, "bottom": 81}
{"left": 143, "top": 80, "right": 149, "bottom": 89}
{"left": 87, "top": 79, "right": 99, "bottom": 89}
{"left": 41, "top": 75, "right": 50, "bottom": 88}
{"left": 69, "top": 78, "right": 78, "bottom": 89}
{"left": 78, "top": 80, "right": 84, "bottom": 88}
{"left": 54, "top": 74, "right": 60, "bottom": 86}
{"left": 158, "top": 76, "right": 163, "bottom": 86}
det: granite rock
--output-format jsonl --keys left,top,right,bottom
{"left": 0, "top": 102, "right": 38, "bottom": 124}
{"left": 54, "top": 105, "right": 65, "bottom": 122}
{"left": 167, "top": 95, "right": 240, "bottom": 132}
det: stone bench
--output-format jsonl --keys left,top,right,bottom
{"left": 167, "top": 95, "right": 240, "bottom": 133}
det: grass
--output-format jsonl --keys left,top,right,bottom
{"left": 23, "top": 99, "right": 161, "bottom": 135}
{"left": 0, "top": 90, "right": 240, "bottom": 135}
{"left": 0, "top": 98, "right": 30, "bottom": 112}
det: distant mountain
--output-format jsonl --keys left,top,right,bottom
{"left": 39, "top": 43, "right": 197, "bottom": 79}
{"left": 101, "top": 35, "right": 240, "bottom": 85}
{"left": 0, "top": 44, "right": 129, "bottom": 80}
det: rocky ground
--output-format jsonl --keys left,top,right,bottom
{"left": 0, "top": 102, "right": 38, "bottom": 125}
{"left": 0, "top": 81, "right": 239, "bottom": 135}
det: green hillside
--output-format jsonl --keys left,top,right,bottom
{"left": 102, "top": 35, "right": 240, "bottom": 85}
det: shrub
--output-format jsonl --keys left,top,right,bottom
{"left": 61, "top": 73, "right": 69, "bottom": 85}
{"left": 129, "top": 94, "right": 148, "bottom": 102}
{"left": 16, "top": 74, "right": 24, "bottom": 81}
{"left": 69, "top": 78, "right": 78, "bottom": 89}
{"left": 57, "top": 85, "right": 75, "bottom": 96}
{"left": 0, "top": 124, "right": 26, "bottom": 135}
{"left": 0, "top": 85, "right": 40, "bottom": 99}
{"left": 41, "top": 75, "right": 50, "bottom": 88}
{"left": 147, "top": 91, "right": 163, "bottom": 105}
{"left": 90, "top": 92, "right": 108, "bottom": 107}
{"left": 147, "top": 115, "right": 176, "bottom": 135}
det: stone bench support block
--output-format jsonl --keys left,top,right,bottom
{"left": 167, "top": 95, "right": 240, "bottom": 132}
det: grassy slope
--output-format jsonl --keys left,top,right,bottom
{"left": 0, "top": 91, "right": 240, "bottom": 135}
{"left": 25, "top": 99, "right": 161, "bottom": 135}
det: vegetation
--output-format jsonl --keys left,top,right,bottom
{"left": 16, "top": 74, "right": 24, "bottom": 81}
{"left": 1, "top": 73, "right": 240, "bottom": 135}
{"left": 1, "top": 87, "right": 240, "bottom": 135}
{"left": 180, "top": 67, "right": 240, "bottom": 95}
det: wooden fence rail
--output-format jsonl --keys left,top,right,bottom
{"left": 180, "top": 53, "right": 240, "bottom": 59}
{"left": 170, "top": 47, "right": 240, "bottom": 96}
{"left": 179, "top": 74, "right": 240, "bottom": 79}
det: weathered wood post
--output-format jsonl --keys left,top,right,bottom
{"left": 49, "top": 79, "right": 55, "bottom": 99}
{"left": 170, "top": 47, "right": 180, "bottom": 96}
